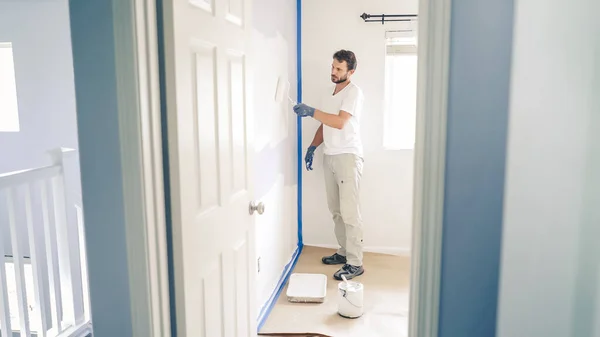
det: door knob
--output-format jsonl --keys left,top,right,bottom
{"left": 249, "top": 201, "right": 265, "bottom": 215}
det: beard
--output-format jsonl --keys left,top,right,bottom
{"left": 331, "top": 74, "right": 348, "bottom": 84}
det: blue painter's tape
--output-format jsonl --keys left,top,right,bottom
{"left": 257, "top": 243, "right": 304, "bottom": 331}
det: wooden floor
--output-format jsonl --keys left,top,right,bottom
{"left": 259, "top": 246, "right": 410, "bottom": 337}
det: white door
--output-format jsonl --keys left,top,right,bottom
{"left": 161, "top": 0, "right": 257, "bottom": 336}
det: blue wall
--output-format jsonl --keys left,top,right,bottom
{"left": 438, "top": 0, "right": 515, "bottom": 336}
{"left": 68, "top": 1, "right": 133, "bottom": 336}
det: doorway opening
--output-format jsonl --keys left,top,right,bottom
{"left": 155, "top": 0, "right": 450, "bottom": 335}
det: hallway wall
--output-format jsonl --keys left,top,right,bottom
{"left": 496, "top": 0, "right": 600, "bottom": 335}
{"left": 252, "top": 0, "right": 299, "bottom": 313}
{"left": 69, "top": 0, "right": 134, "bottom": 334}
{"left": 437, "top": 0, "right": 514, "bottom": 336}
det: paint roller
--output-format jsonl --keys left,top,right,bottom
{"left": 274, "top": 76, "right": 297, "bottom": 106}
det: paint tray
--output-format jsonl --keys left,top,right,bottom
{"left": 286, "top": 273, "right": 327, "bottom": 303}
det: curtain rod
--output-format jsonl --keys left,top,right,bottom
{"left": 360, "top": 13, "right": 418, "bottom": 24}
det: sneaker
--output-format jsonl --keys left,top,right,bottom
{"left": 334, "top": 264, "right": 364, "bottom": 280}
{"left": 321, "top": 253, "right": 347, "bottom": 265}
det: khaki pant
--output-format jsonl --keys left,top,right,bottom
{"left": 323, "top": 153, "right": 364, "bottom": 266}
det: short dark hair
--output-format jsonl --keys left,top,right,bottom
{"left": 333, "top": 49, "right": 357, "bottom": 71}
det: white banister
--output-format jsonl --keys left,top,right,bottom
{"left": 49, "top": 163, "right": 75, "bottom": 326}
{"left": 0, "top": 213, "right": 12, "bottom": 335}
{"left": 41, "top": 180, "right": 64, "bottom": 334}
{"left": 0, "top": 147, "right": 91, "bottom": 337}
{"left": 7, "top": 187, "right": 32, "bottom": 337}
{"left": 0, "top": 166, "right": 61, "bottom": 189}
{"left": 49, "top": 149, "right": 85, "bottom": 327}
{"left": 74, "top": 203, "right": 90, "bottom": 323}
{"left": 25, "top": 184, "right": 48, "bottom": 337}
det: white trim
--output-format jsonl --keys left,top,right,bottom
{"left": 132, "top": 0, "right": 172, "bottom": 335}
{"left": 113, "top": 0, "right": 172, "bottom": 337}
{"left": 142, "top": 1, "right": 173, "bottom": 336}
{"left": 56, "top": 322, "right": 93, "bottom": 337}
{"left": 257, "top": 245, "right": 302, "bottom": 328}
{"left": 386, "top": 44, "right": 418, "bottom": 54}
{"left": 304, "top": 244, "right": 411, "bottom": 257}
{"left": 408, "top": 0, "right": 451, "bottom": 335}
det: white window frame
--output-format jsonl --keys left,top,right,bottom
{"left": 0, "top": 42, "right": 20, "bottom": 132}
{"left": 383, "top": 32, "right": 418, "bottom": 150}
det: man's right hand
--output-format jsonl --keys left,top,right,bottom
{"left": 305, "top": 146, "right": 317, "bottom": 171}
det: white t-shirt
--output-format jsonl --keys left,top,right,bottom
{"left": 319, "top": 82, "right": 364, "bottom": 157}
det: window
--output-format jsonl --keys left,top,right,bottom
{"left": 383, "top": 32, "right": 418, "bottom": 150}
{"left": 0, "top": 42, "right": 20, "bottom": 132}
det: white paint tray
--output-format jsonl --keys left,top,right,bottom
{"left": 286, "top": 273, "right": 327, "bottom": 303}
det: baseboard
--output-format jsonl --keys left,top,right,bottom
{"left": 304, "top": 243, "right": 411, "bottom": 256}
{"left": 55, "top": 321, "right": 93, "bottom": 337}
{"left": 257, "top": 243, "right": 304, "bottom": 331}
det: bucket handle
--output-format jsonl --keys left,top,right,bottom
{"left": 340, "top": 289, "right": 363, "bottom": 309}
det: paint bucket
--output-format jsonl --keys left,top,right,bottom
{"left": 337, "top": 280, "right": 364, "bottom": 318}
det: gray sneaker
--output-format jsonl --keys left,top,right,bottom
{"left": 334, "top": 264, "right": 364, "bottom": 280}
{"left": 321, "top": 253, "right": 347, "bottom": 265}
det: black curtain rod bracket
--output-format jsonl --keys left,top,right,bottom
{"left": 360, "top": 12, "right": 418, "bottom": 25}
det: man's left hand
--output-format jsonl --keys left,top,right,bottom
{"left": 305, "top": 145, "right": 317, "bottom": 171}
{"left": 293, "top": 103, "right": 315, "bottom": 118}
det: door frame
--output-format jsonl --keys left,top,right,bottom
{"left": 108, "top": 0, "right": 452, "bottom": 337}
{"left": 408, "top": 0, "right": 452, "bottom": 335}
{"left": 112, "top": 0, "right": 172, "bottom": 336}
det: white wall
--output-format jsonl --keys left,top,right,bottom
{"left": 0, "top": 0, "right": 83, "bottom": 324}
{"left": 0, "top": 0, "right": 82, "bottom": 256}
{"left": 301, "top": 0, "right": 418, "bottom": 254}
{"left": 252, "top": 0, "right": 299, "bottom": 312}
{"left": 496, "top": 0, "right": 600, "bottom": 336}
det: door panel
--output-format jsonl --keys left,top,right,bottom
{"left": 227, "top": 52, "right": 248, "bottom": 196}
{"left": 162, "top": 0, "right": 256, "bottom": 336}
{"left": 226, "top": 0, "right": 244, "bottom": 25}
{"left": 192, "top": 42, "right": 220, "bottom": 211}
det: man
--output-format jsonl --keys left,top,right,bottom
{"left": 293, "top": 50, "right": 365, "bottom": 280}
